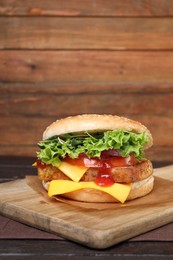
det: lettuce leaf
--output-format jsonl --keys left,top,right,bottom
{"left": 37, "top": 130, "right": 149, "bottom": 166}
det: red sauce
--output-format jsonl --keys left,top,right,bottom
{"left": 65, "top": 152, "right": 137, "bottom": 168}
{"left": 95, "top": 171, "right": 114, "bottom": 187}
{"left": 94, "top": 155, "right": 137, "bottom": 187}
{"left": 37, "top": 159, "right": 47, "bottom": 169}
{"left": 94, "top": 161, "right": 114, "bottom": 187}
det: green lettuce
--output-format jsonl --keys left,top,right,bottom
{"left": 37, "top": 130, "right": 149, "bottom": 167}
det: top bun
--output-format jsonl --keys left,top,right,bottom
{"left": 43, "top": 114, "right": 153, "bottom": 149}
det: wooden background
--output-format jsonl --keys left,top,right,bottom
{"left": 0, "top": 0, "right": 173, "bottom": 162}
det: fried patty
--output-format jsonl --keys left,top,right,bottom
{"left": 37, "top": 159, "right": 153, "bottom": 184}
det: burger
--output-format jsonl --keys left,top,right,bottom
{"left": 35, "top": 114, "right": 153, "bottom": 203}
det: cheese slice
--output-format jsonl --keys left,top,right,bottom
{"left": 32, "top": 162, "right": 37, "bottom": 166}
{"left": 48, "top": 180, "right": 132, "bottom": 203}
{"left": 57, "top": 161, "right": 88, "bottom": 182}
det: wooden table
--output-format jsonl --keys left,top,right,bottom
{"left": 0, "top": 156, "right": 172, "bottom": 259}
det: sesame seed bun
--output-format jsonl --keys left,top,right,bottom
{"left": 40, "top": 114, "right": 154, "bottom": 204}
{"left": 43, "top": 114, "right": 153, "bottom": 149}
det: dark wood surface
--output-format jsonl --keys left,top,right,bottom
{"left": 0, "top": 156, "right": 172, "bottom": 259}
{"left": 0, "top": 240, "right": 173, "bottom": 259}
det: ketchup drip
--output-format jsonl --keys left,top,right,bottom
{"left": 36, "top": 159, "right": 47, "bottom": 169}
{"left": 94, "top": 160, "right": 114, "bottom": 187}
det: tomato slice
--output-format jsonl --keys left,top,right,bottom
{"left": 64, "top": 152, "right": 138, "bottom": 168}
{"left": 107, "top": 153, "right": 138, "bottom": 167}
{"left": 64, "top": 153, "right": 103, "bottom": 168}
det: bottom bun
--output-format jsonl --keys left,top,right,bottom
{"left": 42, "top": 175, "right": 154, "bottom": 203}
{"left": 127, "top": 175, "right": 154, "bottom": 201}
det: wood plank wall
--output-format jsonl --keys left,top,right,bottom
{"left": 0, "top": 0, "right": 173, "bottom": 162}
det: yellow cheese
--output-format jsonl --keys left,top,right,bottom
{"left": 48, "top": 180, "right": 132, "bottom": 203}
{"left": 57, "top": 161, "right": 88, "bottom": 182}
{"left": 32, "top": 162, "right": 37, "bottom": 166}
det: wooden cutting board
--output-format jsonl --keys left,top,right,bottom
{"left": 0, "top": 165, "right": 173, "bottom": 249}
